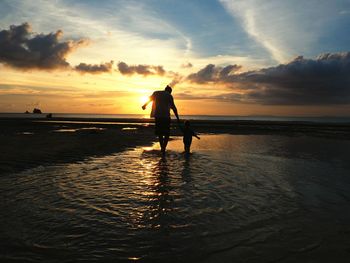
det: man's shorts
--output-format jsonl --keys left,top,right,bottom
{"left": 155, "top": 117, "right": 171, "bottom": 136}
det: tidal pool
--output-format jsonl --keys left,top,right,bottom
{"left": 1, "top": 134, "right": 350, "bottom": 262}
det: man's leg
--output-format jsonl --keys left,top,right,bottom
{"left": 162, "top": 118, "right": 171, "bottom": 153}
{"left": 163, "top": 135, "right": 169, "bottom": 152}
{"left": 158, "top": 135, "right": 164, "bottom": 150}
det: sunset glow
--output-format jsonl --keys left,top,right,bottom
{"left": 0, "top": 0, "right": 349, "bottom": 116}
{"left": 140, "top": 95, "right": 150, "bottom": 105}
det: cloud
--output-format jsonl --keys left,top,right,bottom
{"left": 0, "top": 23, "right": 89, "bottom": 70}
{"left": 187, "top": 64, "right": 242, "bottom": 83}
{"left": 186, "top": 52, "right": 350, "bottom": 105}
{"left": 164, "top": 71, "right": 183, "bottom": 88}
{"left": 181, "top": 62, "right": 193, "bottom": 68}
{"left": 239, "top": 52, "right": 350, "bottom": 105}
{"left": 117, "top": 61, "right": 166, "bottom": 76}
{"left": 75, "top": 61, "right": 114, "bottom": 74}
{"left": 174, "top": 91, "right": 245, "bottom": 103}
{"left": 88, "top": 103, "right": 115, "bottom": 107}
{"left": 219, "top": 0, "right": 341, "bottom": 64}
{"left": 339, "top": 10, "right": 350, "bottom": 15}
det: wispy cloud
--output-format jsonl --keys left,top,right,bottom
{"left": 339, "top": 10, "right": 350, "bottom": 15}
{"left": 219, "top": 0, "right": 288, "bottom": 63}
{"left": 219, "top": 0, "right": 343, "bottom": 64}
{"left": 0, "top": 0, "right": 194, "bottom": 69}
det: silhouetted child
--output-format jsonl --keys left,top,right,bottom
{"left": 181, "top": 120, "right": 200, "bottom": 153}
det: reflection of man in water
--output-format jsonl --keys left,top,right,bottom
{"left": 142, "top": 85, "right": 180, "bottom": 153}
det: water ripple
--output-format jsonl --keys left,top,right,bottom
{"left": 1, "top": 135, "right": 350, "bottom": 262}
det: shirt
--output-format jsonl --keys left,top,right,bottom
{"left": 150, "top": 90, "right": 175, "bottom": 118}
{"left": 183, "top": 128, "right": 195, "bottom": 139}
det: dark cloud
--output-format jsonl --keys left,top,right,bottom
{"left": 117, "top": 61, "right": 166, "bottom": 76}
{"left": 181, "top": 62, "right": 193, "bottom": 68}
{"left": 155, "top": 65, "right": 166, "bottom": 75}
{"left": 0, "top": 23, "right": 89, "bottom": 70}
{"left": 75, "top": 61, "right": 114, "bottom": 74}
{"left": 174, "top": 92, "right": 211, "bottom": 101}
{"left": 175, "top": 91, "right": 243, "bottom": 102}
{"left": 236, "top": 52, "right": 350, "bottom": 105}
{"left": 187, "top": 64, "right": 242, "bottom": 83}
{"left": 168, "top": 72, "right": 183, "bottom": 88}
{"left": 186, "top": 52, "right": 350, "bottom": 105}
{"left": 175, "top": 92, "right": 208, "bottom": 100}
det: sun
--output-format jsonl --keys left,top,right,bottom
{"left": 140, "top": 95, "right": 150, "bottom": 104}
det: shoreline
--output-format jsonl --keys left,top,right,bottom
{"left": 0, "top": 119, "right": 156, "bottom": 176}
{"left": 1, "top": 118, "right": 349, "bottom": 175}
{"left": 5, "top": 116, "right": 349, "bottom": 138}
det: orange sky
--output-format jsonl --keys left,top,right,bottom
{"left": 1, "top": 65, "right": 350, "bottom": 116}
{"left": 1, "top": 1, "right": 349, "bottom": 116}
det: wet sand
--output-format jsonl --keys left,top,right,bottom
{"left": 1, "top": 117, "right": 349, "bottom": 175}
{"left": 0, "top": 118, "right": 155, "bottom": 175}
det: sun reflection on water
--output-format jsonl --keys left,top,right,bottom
{"left": 1, "top": 135, "right": 350, "bottom": 261}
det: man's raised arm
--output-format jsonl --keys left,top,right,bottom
{"left": 142, "top": 96, "right": 153, "bottom": 110}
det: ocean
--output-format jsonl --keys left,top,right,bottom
{"left": 1, "top": 112, "right": 350, "bottom": 123}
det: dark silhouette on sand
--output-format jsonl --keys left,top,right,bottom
{"left": 33, "top": 108, "right": 42, "bottom": 114}
{"left": 142, "top": 85, "right": 180, "bottom": 153}
{"left": 180, "top": 120, "right": 200, "bottom": 153}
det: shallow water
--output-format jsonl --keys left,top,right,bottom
{"left": 1, "top": 134, "right": 350, "bottom": 262}
{"left": 2, "top": 112, "right": 350, "bottom": 123}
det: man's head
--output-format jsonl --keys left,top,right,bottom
{"left": 165, "top": 85, "right": 172, "bottom": 94}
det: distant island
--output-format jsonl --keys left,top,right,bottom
{"left": 24, "top": 109, "right": 53, "bottom": 118}
{"left": 33, "top": 108, "right": 42, "bottom": 114}
{"left": 25, "top": 108, "right": 43, "bottom": 114}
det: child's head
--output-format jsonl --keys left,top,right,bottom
{"left": 184, "top": 120, "right": 190, "bottom": 127}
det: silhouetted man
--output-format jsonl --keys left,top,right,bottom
{"left": 142, "top": 85, "right": 180, "bottom": 153}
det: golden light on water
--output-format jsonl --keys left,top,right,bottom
{"left": 142, "top": 147, "right": 154, "bottom": 152}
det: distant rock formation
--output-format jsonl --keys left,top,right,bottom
{"left": 46, "top": 113, "right": 52, "bottom": 118}
{"left": 33, "top": 108, "right": 42, "bottom": 114}
{"left": 24, "top": 110, "right": 30, "bottom": 114}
